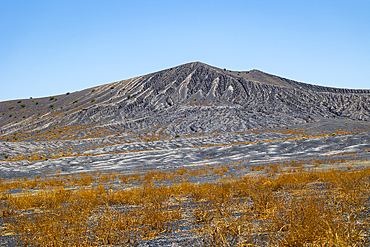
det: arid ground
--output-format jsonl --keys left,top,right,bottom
{"left": 1, "top": 63, "right": 370, "bottom": 246}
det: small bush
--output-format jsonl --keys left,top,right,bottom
{"left": 91, "top": 99, "right": 95, "bottom": 102}
{"left": 4, "top": 155, "right": 8, "bottom": 159}
{"left": 175, "top": 135, "right": 180, "bottom": 138}
{"left": 92, "top": 89, "right": 96, "bottom": 92}
{"left": 20, "top": 104, "right": 25, "bottom": 108}
{"left": 50, "top": 97, "right": 55, "bottom": 100}
{"left": 73, "top": 100, "right": 78, "bottom": 104}
{"left": 127, "top": 95, "right": 131, "bottom": 99}
{"left": 50, "top": 104, "right": 54, "bottom": 108}
{"left": 9, "top": 107, "right": 14, "bottom": 109}
{"left": 35, "top": 102, "right": 38, "bottom": 105}
{"left": 30, "top": 97, "right": 32, "bottom": 99}
{"left": 9, "top": 114, "right": 12, "bottom": 117}
{"left": 66, "top": 92, "right": 70, "bottom": 95}
{"left": 17, "top": 100, "right": 22, "bottom": 103}
{"left": 110, "top": 86, "right": 114, "bottom": 89}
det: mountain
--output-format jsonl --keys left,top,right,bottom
{"left": 0, "top": 62, "right": 370, "bottom": 143}
{"left": 2, "top": 62, "right": 370, "bottom": 247}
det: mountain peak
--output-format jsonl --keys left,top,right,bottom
{"left": 1, "top": 62, "right": 370, "bottom": 144}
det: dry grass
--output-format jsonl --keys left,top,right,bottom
{"left": 0, "top": 165, "right": 370, "bottom": 246}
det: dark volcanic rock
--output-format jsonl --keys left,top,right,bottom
{"left": 0, "top": 62, "right": 369, "bottom": 139}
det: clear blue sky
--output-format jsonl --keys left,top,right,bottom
{"left": 1, "top": 0, "right": 369, "bottom": 101}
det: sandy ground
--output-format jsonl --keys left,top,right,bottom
{"left": 1, "top": 119, "right": 369, "bottom": 180}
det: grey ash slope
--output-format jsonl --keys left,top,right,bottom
{"left": 1, "top": 62, "right": 370, "bottom": 139}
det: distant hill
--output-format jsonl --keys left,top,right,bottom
{"left": 1, "top": 62, "right": 370, "bottom": 142}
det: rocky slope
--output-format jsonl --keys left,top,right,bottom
{"left": 1, "top": 61, "right": 370, "bottom": 176}
{"left": 1, "top": 62, "right": 369, "bottom": 143}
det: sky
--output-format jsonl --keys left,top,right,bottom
{"left": 1, "top": 0, "right": 369, "bottom": 101}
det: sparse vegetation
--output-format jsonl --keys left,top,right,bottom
{"left": 0, "top": 166, "right": 369, "bottom": 246}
